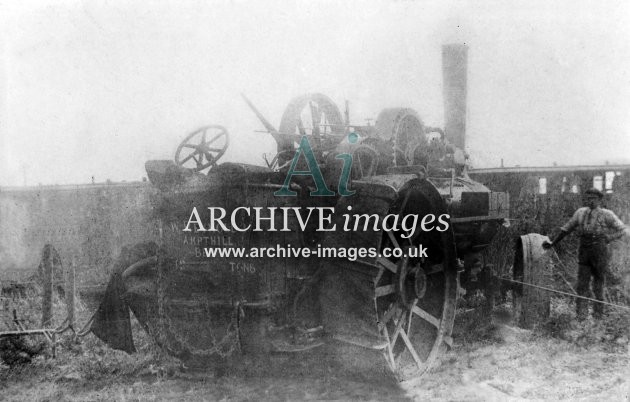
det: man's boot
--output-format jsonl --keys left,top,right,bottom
{"left": 592, "top": 301, "right": 605, "bottom": 319}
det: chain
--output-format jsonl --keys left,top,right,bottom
{"left": 156, "top": 249, "right": 241, "bottom": 358}
{"left": 499, "top": 276, "right": 630, "bottom": 312}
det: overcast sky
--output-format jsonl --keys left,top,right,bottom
{"left": 1, "top": 0, "right": 629, "bottom": 186}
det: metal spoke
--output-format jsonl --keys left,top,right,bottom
{"left": 203, "top": 152, "right": 214, "bottom": 163}
{"left": 401, "top": 189, "right": 428, "bottom": 244}
{"left": 390, "top": 310, "right": 407, "bottom": 347}
{"left": 399, "top": 190, "right": 412, "bottom": 213}
{"left": 205, "top": 132, "right": 224, "bottom": 146}
{"left": 183, "top": 144, "right": 197, "bottom": 149}
{"left": 181, "top": 151, "right": 199, "bottom": 164}
{"left": 375, "top": 284, "right": 395, "bottom": 298}
{"left": 412, "top": 305, "right": 441, "bottom": 328}
{"left": 377, "top": 257, "right": 397, "bottom": 273}
{"left": 387, "top": 231, "right": 400, "bottom": 249}
{"left": 357, "top": 153, "right": 364, "bottom": 178}
{"left": 297, "top": 120, "right": 306, "bottom": 136}
{"left": 398, "top": 191, "right": 417, "bottom": 248}
{"left": 198, "top": 144, "right": 219, "bottom": 155}
{"left": 443, "top": 335, "right": 453, "bottom": 348}
{"left": 309, "top": 101, "right": 320, "bottom": 136}
{"left": 399, "top": 327, "right": 423, "bottom": 368}
{"left": 379, "top": 304, "right": 399, "bottom": 329}
{"left": 321, "top": 113, "right": 329, "bottom": 135}
{"left": 382, "top": 324, "right": 396, "bottom": 371}
{"left": 374, "top": 266, "right": 385, "bottom": 286}
{"left": 407, "top": 299, "right": 416, "bottom": 335}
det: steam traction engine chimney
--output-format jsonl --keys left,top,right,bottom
{"left": 442, "top": 44, "right": 468, "bottom": 151}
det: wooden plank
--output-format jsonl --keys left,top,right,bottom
{"left": 42, "top": 247, "right": 53, "bottom": 327}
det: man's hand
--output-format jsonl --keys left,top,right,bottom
{"left": 606, "top": 230, "right": 628, "bottom": 244}
{"left": 542, "top": 240, "right": 553, "bottom": 250}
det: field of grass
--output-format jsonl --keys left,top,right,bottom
{"left": 2, "top": 190, "right": 630, "bottom": 400}
{"left": 1, "top": 283, "right": 628, "bottom": 401}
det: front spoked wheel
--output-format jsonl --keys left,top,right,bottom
{"left": 373, "top": 181, "right": 458, "bottom": 380}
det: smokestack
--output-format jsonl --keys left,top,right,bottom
{"left": 442, "top": 44, "right": 468, "bottom": 151}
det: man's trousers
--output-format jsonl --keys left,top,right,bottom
{"left": 576, "top": 239, "right": 608, "bottom": 319}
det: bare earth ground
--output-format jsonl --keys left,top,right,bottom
{"left": 1, "top": 319, "right": 628, "bottom": 402}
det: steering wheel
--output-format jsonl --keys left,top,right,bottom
{"left": 174, "top": 125, "right": 229, "bottom": 172}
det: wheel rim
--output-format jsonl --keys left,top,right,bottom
{"left": 374, "top": 108, "right": 425, "bottom": 167}
{"left": 373, "top": 180, "right": 458, "bottom": 380}
{"left": 278, "top": 93, "right": 345, "bottom": 142}
{"left": 351, "top": 144, "right": 380, "bottom": 179}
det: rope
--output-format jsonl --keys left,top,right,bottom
{"left": 548, "top": 251, "right": 578, "bottom": 295}
{"left": 548, "top": 248, "right": 625, "bottom": 304}
{"left": 75, "top": 311, "right": 96, "bottom": 337}
{"left": 499, "top": 276, "right": 630, "bottom": 312}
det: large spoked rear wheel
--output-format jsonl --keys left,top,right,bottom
{"left": 373, "top": 180, "right": 458, "bottom": 380}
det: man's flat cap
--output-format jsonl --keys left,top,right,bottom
{"left": 585, "top": 188, "right": 604, "bottom": 198}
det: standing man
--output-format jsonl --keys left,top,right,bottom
{"left": 543, "top": 188, "right": 629, "bottom": 320}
